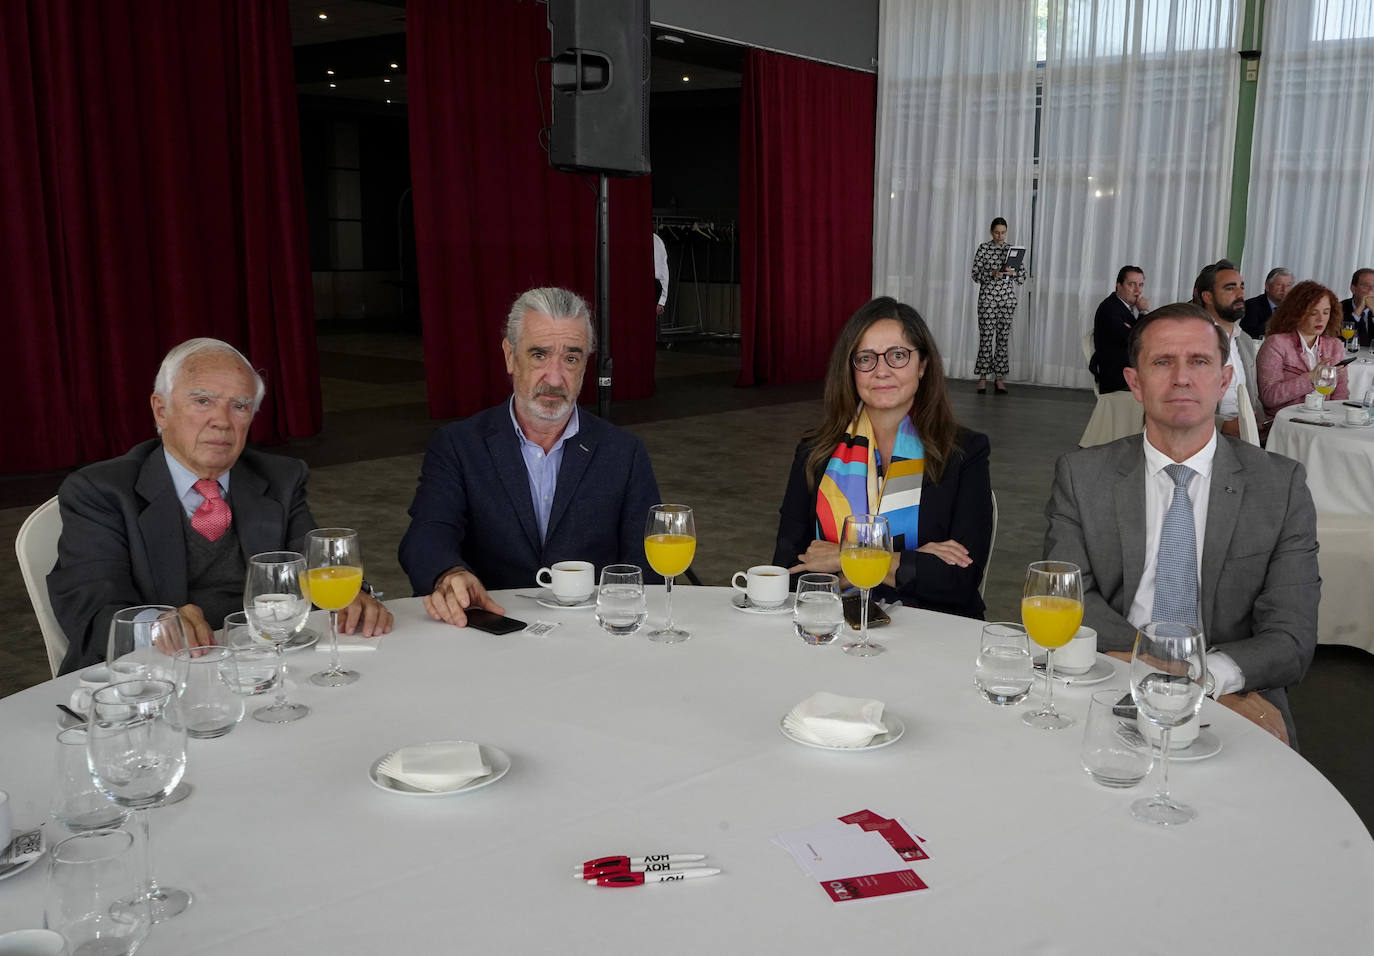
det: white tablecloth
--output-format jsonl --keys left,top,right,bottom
{"left": 2, "top": 591, "right": 1371, "bottom": 953}
{"left": 1268, "top": 404, "right": 1374, "bottom": 516}
{"left": 1345, "top": 349, "right": 1374, "bottom": 402}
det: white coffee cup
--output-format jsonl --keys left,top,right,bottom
{"left": 1054, "top": 626, "right": 1098, "bottom": 675}
{"left": 535, "top": 560, "right": 595, "bottom": 605}
{"left": 0, "top": 930, "right": 69, "bottom": 956}
{"left": 69, "top": 665, "right": 114, "bottom": 715}
{"left": 731, "top": 565, "right": 789, "bottom": 608}
{"left": 1303, "top": 392, "right": 1323, "bottom": 410}
{"left": 0, "top": 790, "right": 11, "bottom": 855}
{"left": 1345, "top": 405, "right": 1369, "bottom": 425}
{"left": 1136, "top": 711, "right": 1200, "bottom": 751}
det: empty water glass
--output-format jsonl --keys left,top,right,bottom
{"left": 974, "top": 622, "right": 1033, "bottom": 705}
{"left": 1080, "top": 689, "right": 1153, "bottom": 788}
{"left": 595, "top": 564, "right": 647, "bottom": 636}
{"left": 45, "top": 829, "right": 149, "bottom": 955}
{"left": 50, "top": 728, "right": 127, "bottom": 833}
{"left": 793, "top": 573, "right": 843, "bottom": 645}
{"left": 172, "top": 646, "right": 244, "bottom": 738}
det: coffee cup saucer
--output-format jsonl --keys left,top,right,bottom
{"left": 1032, "top": 654, "right": 1115, "bottom": 685}
{"left": 730, "top": 593, "right": 794, "bottom": 615}
{"left": 534, "top": 588, "right": 596, "bottom": 610}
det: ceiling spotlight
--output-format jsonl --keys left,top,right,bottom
{"left": 657, "top": 33, "right": 685, "bottom": 44}
{"left": 317, "top": 11, "right": 327, "bottom": 19}
{"left": 386, "top": 99, "right": 392, "bottom": 104}
{"left": 681, "top": 75, "right": 690, "bottom": 82}
{"left": 390, "top": 63, "right": 399, "bottom": 69}
{"left": 383, "top": 78, "right": 391, "bottom": 83}
{"left": 326, "top": 69, "right": 335, "bottom": 75}
{"left": 329, "top": 82, "right": 337, "bottom": 88}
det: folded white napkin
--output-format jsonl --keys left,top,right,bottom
{"left": 785, "top": 691, "right": 888, "bottom": 748}
{"left": 378, "top": 742, "right": 490, "bottom": 792}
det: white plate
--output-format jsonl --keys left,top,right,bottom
{"left": 0, "top": 853, "right": 40, "bottom": 883}
{"left": 530, "top": 589, "right": 596, "bottom": 610}
{"left": 285, "top": 627, "right": 321, "bottom": 652}
{"left": 1152, "top": 728, "right": 1222, "bottom": 762}
{"left": 368, "top": 743, "right": 510, "bottom": 797}
{"left": 1033, "top": 655, "right": 1116, "bottom": 686}
{"left": 779, "top": 714, "right": 905, "bottom": 751}
{"left": 1337, "top": 420, "right": 1374, "bottom": 429}
{"left": 731, "top": 593, "right": 795, "bottom": 615}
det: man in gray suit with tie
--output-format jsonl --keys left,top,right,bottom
{"left": 49, "top": 338, "right": 391, "bottom": 673}
{"left": 1044, "top": 303, "right": 1318, "bottom": 746}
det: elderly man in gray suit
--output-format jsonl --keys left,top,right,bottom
{"left": 1045, "top": 303, "right": 1318, "bottom": 747}
{"left": 49, "top": 338, "right": 392, "bottom": 673}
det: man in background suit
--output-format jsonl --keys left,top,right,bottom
{"left": 1089, "top": 265, "right": 1150, "bottom": 394}
{"left": 49, "top": 339, "right": 391, "bottom": 673}
{"left": 1240, "top": 267, "right": 1292, "bottom": 340}
{"left": 399, "top": 287, "right": 661, "bottom": 627}
{"left": 1341, "top": 268, "right": 1374, "bottom": 347}
{"left": 1195, "top": 260, "right": 1263, "bottom": 439}
{"left": 1045, "top": 304, "right": 1318, "bottom": 746}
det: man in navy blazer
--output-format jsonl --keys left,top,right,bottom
{"left": 399, "top": 288, "right": 662, "bottom": 627}
{"left": 1089, "top": 266, "right": 1150, "bottom": 394}
{"left": 1240, "top": 267, "right": 1292, "bottom": 340}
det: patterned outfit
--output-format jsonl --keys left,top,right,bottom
{"left": 970, "top": 241, "right": 1025, "bottom": 377}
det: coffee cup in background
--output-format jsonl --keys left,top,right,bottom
{"left": 1345, "top": 405, "right": 1369, "bottom": 425}
{"left": 1136, "top": 711, "right": 1200, "bottom": 751}
{"left": 535, "top": 560, "right": 596, "bottom": 605}
{"left": 731, "top": 565, "right": 789, "bottom": 608}
{"left": 1055, "top": 626, "right": 1098, "bottom": 675}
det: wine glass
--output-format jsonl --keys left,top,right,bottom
{"left": 306, "top": 529, "right": 364, "bottom": 686}
{"left": 1340, "top": 316, "right": 1358, "bottom": 352}
{"left": 106, "top": 605, "right": 187, "bottom": 684}
{"left": 244, "top": 551, "right": 311, "bottom": 723}
{"left": 86, "top": 679, "right": 190, "bottom": 923}
{"left": 1130, "top": 621, "right": 1207, "bottom": 825}
{"left": 839, "top": 514, "right": 892, "bottom": 657}
{"left": 644, "top": 504, "right": 696, "bottom": 643}
{"left": 1021, "top": 561, "right": 1084, "bottom": 730}
{"left": 1314, "top": 364, "right": 1338, "bottom": 416}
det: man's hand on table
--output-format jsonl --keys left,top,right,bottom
{"left": 423, "top": 568, "right": 506, "bottom": 627}
{"left": 337, "top": 591, "right": 393, "bottom": 637}
{"left": 175, "top": 604, "right": 215, "bottom": 651}
{"left": 1218, "top": 691, "right": 1289, "bottom": 745}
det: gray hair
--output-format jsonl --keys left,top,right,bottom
{"left": 154, "top": 338, "right": 265, "bottom": 412}
{"left": 504, "top": 287, "right": 595, "bottom": 351}
{"left": 1265, "top": 267, "right": 1293, "bottom": 285}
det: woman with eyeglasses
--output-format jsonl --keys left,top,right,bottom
{"left": 772, "top": 297, "right": 994, "bottom": 619}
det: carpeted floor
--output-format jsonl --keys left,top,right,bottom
{"left": 3, "top": 332, "right": 1370, "bottom": 833}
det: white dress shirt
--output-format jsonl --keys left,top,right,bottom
{"left": 1218, "top": 325, "right": 1247, "bottom": 420}
{"left": 1127, "top": 431, "right": 1243, "bottom": 695}
{"left": 652, "top": 233, "right": 669, "bottom": 307}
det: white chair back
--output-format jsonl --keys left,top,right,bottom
{"left": 1081, "top": 332, "right": 1098, "bottom": 396}
{"left": 980, "top": 491, "right": 998, "bottom": 598}
{"left": 15, "top": 496, "right": 68, "bottom": 677}
{"left": 1237, "top": 394, "right": 1261, "bottom": 446}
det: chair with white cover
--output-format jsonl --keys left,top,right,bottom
{"left": 979, "top": 491, "right": 998, "bottom": 598}
{"left": 1236, "top": 394, "right": 1260, "bottom": 446}
{"left": 15, "top": 496, "right": 69, "bottom": 677}
{"left": 1079, "top": 331, "right": 1143, "bottom": 447}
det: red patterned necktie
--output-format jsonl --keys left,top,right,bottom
{"left": 191, "top": 479, "right": 232, "bottom": 542}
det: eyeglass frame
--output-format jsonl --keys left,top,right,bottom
{"left": 851, "top": 345, "right": 917, "bottom": 372}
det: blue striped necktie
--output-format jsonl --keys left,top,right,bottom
{"left": 1151, "top": 464, "right": 1198, "bottom": 626}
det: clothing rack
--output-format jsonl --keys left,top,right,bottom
{"left": 652, "top": 214, "right": 740, "bottom": 342}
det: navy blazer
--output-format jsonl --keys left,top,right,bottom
{"left": 398, "top": 403, "right": 662, "bottom": 595}
{"left": 1089, "top": 294, "right": 1138, "bottom": 394}
{"left": 1241, "top": 294, "right": 1274, "bottom": 340}
{"left": 49, "top": 440, "right": 315, "bottom": 674}
{"left": 772, "top": 428, "right": 992, "bottom": 619}
{"left": 1341, "top": 297, "right": 1374, "bottom": 348}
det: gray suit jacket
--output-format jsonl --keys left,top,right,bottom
{"left": 49, "top": 439, "right": 316, "bottom": 674}
{"left": 1044, "top": 434, "right": 1319, "bottom": 741}
{"left": 1217, "top": 330, "right": 1263, "bottom": 428}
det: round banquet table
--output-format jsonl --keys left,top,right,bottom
{"left": 1267, "top": 403, "right": 1374, "bottom": 515}
{"left": 1345, "top": 349, "right": 1374, "bottom": 402}
{"left": 1, "top": 591, "right": 1371, "bottom": 954}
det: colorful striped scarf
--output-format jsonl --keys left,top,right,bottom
{"left": 816, "top": 409, "right": 924, "bottom": 551}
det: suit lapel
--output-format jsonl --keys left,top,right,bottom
{"left": 228, "top": 459, "right": 278, "bottom": 559}
{"left": 1111, "top": 439, "right": 1147, "bottom": 612}
{"left": 484, "top": 418, "right": 542, "bottom": 553}
{"left": 1200, "top": 439, "right": 1244, "bottom": 635}
{"left": 135, "top": 449, "right": 189, "bottom": 603}
{"left": 547, "top": 428, "right": 596, "bottom": 543}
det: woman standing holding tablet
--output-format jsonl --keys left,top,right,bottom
{"left": 970, "top": 217, "right": 1026, "bottom": 394}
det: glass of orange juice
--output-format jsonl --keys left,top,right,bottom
{"left": 839, "top": 514, "right": 892, "bottom": 658}
{"left": 1021, "top": 560, "right": 1084, "bottom": 730}
{"left": 644, "top": 504, "right": 696, "bottom": 643}
{"left": 306, "top": 528, "right": 365, "bottom": 686}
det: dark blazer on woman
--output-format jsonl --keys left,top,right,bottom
{"left": 772, "top": 428, "right": 992, "bottom": 620}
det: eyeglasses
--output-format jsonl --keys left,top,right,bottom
{"left": 851, "top": 346, "right": 915, "bottom": 372}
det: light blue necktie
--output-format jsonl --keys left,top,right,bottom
{"left": 1151, "top": 464, "right": 1198, "bottom": 626}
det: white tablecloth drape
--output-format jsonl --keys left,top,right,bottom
{"left": 1, "top": 591, "right": 1370, "bottom": 954}
{"left": 1268, "top": 404, "right": 1374, "bottom": 516}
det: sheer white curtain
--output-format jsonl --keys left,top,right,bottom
{"left": 1031, "top": 0, "right": 1241, "bottom": 387}
{"left": 872, "top": 0, "right": 1039, "bottom": 381}
{"left": 1243, "top": 1, "right": 1374, "bottom": 293}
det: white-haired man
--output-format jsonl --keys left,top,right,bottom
{"left": 49, "top": 338, "right": 391, "bottom": 673}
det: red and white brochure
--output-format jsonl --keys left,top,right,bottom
{"left": 772, "top": 811, "right": 930, "bottom": 903}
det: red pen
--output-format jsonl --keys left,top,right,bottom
{"left": 573, "top": 861, "right": 710, "bottom": 879}
{"left": 587, "top": 868, "right": 721, "bottom": 887}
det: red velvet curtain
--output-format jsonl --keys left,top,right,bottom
{"left": 738, "top": 50, "right": 876, "bottom": 386}
{"left": 407, "top": 0, "right": 655, "bottom": 417}
{"left": 0, "top": 0, "right": 319, "bottom": 472}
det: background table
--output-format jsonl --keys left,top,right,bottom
{"left": 1345, "top": 349, "right": 1374, "bottom": 402}
{"left": 1267, "top": 404, "right": 1374, "bottom": 516}
{"left": 1, "top": 591, "right": 1371, "bottom": 953}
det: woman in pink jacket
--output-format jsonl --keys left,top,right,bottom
{"left": 1255, "top": 280, "right": 1349, "bottom": 419}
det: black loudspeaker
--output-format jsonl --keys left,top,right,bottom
{"left": 547, "top": 0, "right": 650, "bottom": 177}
